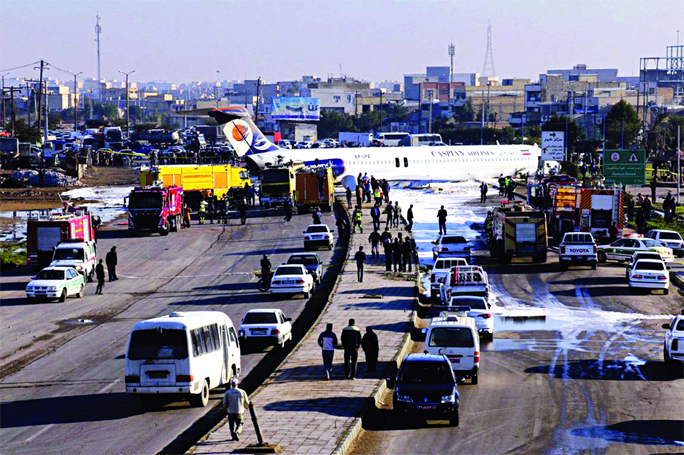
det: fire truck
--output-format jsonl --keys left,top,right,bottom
{"left": 27, "top": 209, "right": 95, "bottom": 270}
{"left": 487, "top": 201, "right": 548, "bottom": 263}
{"left": 295, "top": 164, "right": 334, "bottom": 213}
{"left": 260, "top": 162, "right": 298, "bottom": 208}
{"left": 576, "top": 188, "right": 625, "bottom": 240}
{"left": 125, "top": 186, "right": 184, "bottom": 236}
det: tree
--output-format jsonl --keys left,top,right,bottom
{"left": 318, "top": 109, "right": 356, "bottom": 138}
{"left": 129, "top": 105, "right": 144, "bottom": 123}
{"left": 605, "top": 100, "right": 639, "bottom": 149}
{"left": 48, "top": 112, "right": 62, "bottom": 130}
{"left": 92, "top": 102, "right": 119, "bottom": 121}
{"left": 3, "top": 118, "right": 41, "bottom": 144}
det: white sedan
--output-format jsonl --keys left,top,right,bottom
{"left": 25, "top": 266, "right": 86, "bottom": 303}
{"left": 432, "top": 235, "right": 471, "bottom": 260}
{"left": 303, "top": 224, "right": 334, "bottom": 251}
{"left": 270, "top": 264, "right": 315, "bottom": 298}
{"left": 628, "top": 259, "right": 670, "bottom": 294}
{"left": 239, "top": 309, "right": 293, "bottom": 348}
{"left": 447, "top": 296, "right": 494, "bottom": 340}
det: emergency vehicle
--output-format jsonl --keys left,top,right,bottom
{"left": 27, "top": 209, "right": 95, "bottom": 270}
{"left": 260, "top": 162, "right": 298, "bottom": 208}
{"left": 487, "top": 201, "right": 548, "bottom": 263}
{"left": 125, "top": 186, "right": 184, "bottom": 236}
{"left": 294, "top": 164, "right": 334, "bottom": 212}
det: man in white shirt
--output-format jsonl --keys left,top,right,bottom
{"left": 223, "top": 379, "right": 250, "bottom": 441}
{"left": 317, "top": 323, "right": 339, "bottom": 380}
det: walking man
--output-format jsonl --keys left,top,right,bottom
{"left": 406, "top": 204, "right": 414, "bottom": 232}
{"left": 403, "top": 237, "right": 413, "bottom": 272}
{"left": 95, "top": 259, "right": 105, "bottom": 295}
{"left": 438, "top": 205, "right": 448, "bottom": 235}
{"left": 318, "top": 323, "right": 339, "bottom": 380}
{"left": 368, "top": 230, "right": 380, "bottom": 258}
{"left": 480, "top": 181, "right": 488, "bottom": 203}
{"left": 385, "top": 202, "right": 394, "bottom": 230}
{"left": 393, "top": 201, "right": 401, "bottom": 228}
{"left": 284, "top": 199, "right": 293, "bottom": 222}
{"left": 382, "top": 230, "right": 393, "bottom": 271}
{"left": 355, "top": 246, "right": 367, "bottom": 282}
{"left": 106, "top": 246, "right": 118, "bottom": 282}
{"left": 223, "top": 379, "right": 250, "bottom": 441}
{"left": 361, "top": 327, "right": 379, "bottom": 373}
{"left": 260, "top": 254, "right": 272, "bottom": 291}
{"left": 346, "top": 187, "right": 353, "bottom": 208}
{"left": 393, "top": 238, "right": 402, "bottom": 272}
{"left": 239, "top": 199, "right": 247, "bottom": 225}
{"left": 371, "top": 204, "right": 381, "bottom": 232}
{"left": 341, "top": 319, "right": 362, "bottom": 379}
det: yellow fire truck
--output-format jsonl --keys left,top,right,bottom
{"left": 295, "top": 165, "right": 334, "bottom": 212}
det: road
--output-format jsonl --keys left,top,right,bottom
{"left": 351, "top": 187, "right": 684, "bottom": 455}
{"left": 0, "top": 206, "right": 342, "bottom": 454}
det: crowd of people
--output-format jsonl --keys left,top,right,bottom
{"left": 317, "top": 319, "right": 379, "bottom": 380}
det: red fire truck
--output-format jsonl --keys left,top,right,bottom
{"left": 27, "top": 209, "right": 95, "bottom": 270}
{"left": 125, "top": 186, "right": 183, "bottom": 236}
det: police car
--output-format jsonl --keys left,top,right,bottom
{"left": 597, "top": 235, "right": 674, "bottom": 263}
{"left": 25, "top": 266, "right": 86, "bottom": 303}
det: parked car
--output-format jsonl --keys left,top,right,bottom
{"left": 287, "top": 253, "right": 323, "bottom": 285}
{"left": 627, "top": 259, "right": 670, "bottom": 294}
{"left": 270, "top": 264, "right": 315, "bottom": 298}
{"left": 662, "top": 313, "right": 684, "bottom": 375}
{"left": 303, "top": 224, "right": 334, "bottom": 251}
{"left": 646, "top": 230, "right": 684, "bottom": 257}
{"left": 431, "top": 235, "right": 471, "bottom": 260}
{"left": 25, "top": 266, "right": 85, "bottom": 303}
{"left": 598, "top": 235, "right": 674, "bottom": 263}
{"left": 424, "top": 314, "right": 480, "bottom": 383}
{"left": 239, "top": 309, "right": 293, "bottom": 348}
{"left": 625, "top": 251, "right": 666, "bottom": 278}
{"left": 277, "top": 139, "right": 293, "bottom": 149}
{"left": 443, "top": 296, "right": 494, "bottom": 340}
{"left": 390, "top": 354, "right": 460, "bottom": 426}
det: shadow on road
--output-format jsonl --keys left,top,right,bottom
{"left": 264, "top": 396, "right": 369, "bottom": 417}
{"left": 525, "top": 359, "right": 682, "bottom": 381}
{"left": 570, "top": 419, "right": 684, "bottom": 446}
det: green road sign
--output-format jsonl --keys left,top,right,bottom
{"left": 603, "top": 149, "right": 646, "bottom": 186}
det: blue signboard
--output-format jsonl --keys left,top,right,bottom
{"left": 271, "top": 97, "right": 320, "bottom": 121}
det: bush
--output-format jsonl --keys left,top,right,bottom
{"left": 0, "top": 241, "right": 26, "bottom": 267}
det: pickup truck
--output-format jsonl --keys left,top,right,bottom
{"left": 429, "top": 257, "right": 469, "bottom": 302}
{"left": 438, "top": 265, "right": 490, "bottom": 304}
{"left": 559, "top": 232, "right": 597, "bottom": 270}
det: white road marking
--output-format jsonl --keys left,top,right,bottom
{"left": 25, "top": 424, "right": 55, "bottom": 443}
{"left": 97, "top": 379, "right": 121, "bottom": 394}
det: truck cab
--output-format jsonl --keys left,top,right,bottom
{"left": 49, "top": 240, "right": 97, "bottom": 281}
{"left": 559, "top": 232, "right": 598, "bottom": 270}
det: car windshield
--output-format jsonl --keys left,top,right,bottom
{"left": 642, "top": 240, "right": 661, "bottom": 248}
{"left": 635, "top": 262, "right": 665, "bottom": 271}
{"left": 243, "top": 313, "right": 278, "bottom": 324}
{"left": 676, "top": 320, "right": 684, "bottom": 331}
{"left": 306, "top": 226, "right": 328, "bottom": 233}
{"left": 35, "top": 270, "right": 65, "bottom": 280}
{"left": 633, "top": 253, "right": 661, "bottom": 262}
{"left": 288, "top": 255, "right": 318, "bottom": 265}
{"left": 399, "top": 361, "right": 453, "bottom": 385}
{"left": 441, "top": 236, "right": 466, "bottom": 244}
{"left": 129, "top": 193, "right": 162, "bottom": 209}
{"left": 127, "top": 329, "right": 188, "bottom": 360}
{"left": 53, "top": 248, "right": 84, "bottom": 260}
{"left": 450, "top": 298, "right": 487, "bottom": 310}
{"left": 428, "top": 327, "right": 475, "bottom": 348}
{"left": 660, "top": 232, "right": 682, "bottom": 241}
{"left": 275, "top": 266, "right": 303, "bottom": 276}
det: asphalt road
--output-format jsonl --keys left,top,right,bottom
{"left": 0, "top": 206, "right": 342, "bottom": 454}
{"left": 351, "top": 254, "right": 684, "bottom": 454}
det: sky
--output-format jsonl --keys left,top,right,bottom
{"left": 0, "top": 0, "right": 682, "bottom": 85}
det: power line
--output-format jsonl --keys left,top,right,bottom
{"left": 0, "top": 61, "right": 41, "bottom": 73}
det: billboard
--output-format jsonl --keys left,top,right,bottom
{"left": 602, "top": 149, "right": 646, "bottom": 186}
{"left": 541, "top": 131, "right": 565, "bottom": 161}
{"left": 272, "top": 97, "right": 320, "bottom": 121}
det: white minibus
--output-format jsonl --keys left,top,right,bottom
{"left": 424, "top": 314, "right": 480, "bottom": 384}
{"left": 125, "top": 311, "right": 241, "bottom": 408}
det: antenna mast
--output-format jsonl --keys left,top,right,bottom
{"left": 95, "top": 14, "right": 102, "bottom": 102}
{"left": 482, "top": 20, "right": 496, "bottom": 78}
{"left": 448, "top": 43, "right": 455, "bottom": 83}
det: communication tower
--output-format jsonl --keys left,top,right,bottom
{"left": 448, "top": 43, "right": 455, "bottom": 83}
{"left": 95, "top": 14, "right": 102, "bottom": 102}
{"left": 482, "top": 20, "right": 496, "bottom": 78}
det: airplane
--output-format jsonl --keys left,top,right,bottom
{"left": 208, "top": 107, "right": 541, "bottom": 189}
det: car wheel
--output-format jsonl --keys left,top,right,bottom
{"left": 76, "top": 284, "right": 84, "bottom": 298}
{"left": 139, "top": 395, "right": 159, "bottom": 411}
{"left": 27, "top": 297, "right": 35, "bottom": 304}
{"left": 597, "top": 251, "right": 607, "bottom": 263}
{"left": 304, "top": 289, "right": 310, "bottom": 299}
{"left": 664, "top": 288, "right": 669, "bottom": 295}
{"left": 58, "top": 289, "right": 67, "bottom": 303}
{"left": 450, "top": 410, "right": 459, "bottom": 427}
{"left": 664, "top": 344, "right": 671, "bottom": 362}
{"left": 591, "top": 262, "right": 597, "bottom": 270}
{"left": 189, "top": 379, "right": 210, "bottom": 407}
{"left": 560, "top": 262, "right": 568, "bottom": 271}
{"left": 471, "top": 373, "right": 479, "bottom": 385}
{"left": 87, "top": 269, "right": 94, "bottom": 282}
{"left": 328, "top": 243, "right": 332, "bottom": 250}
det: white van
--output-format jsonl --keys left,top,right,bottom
{"left": 424, "top": 315, "right": 480, "bottom": 384}
{"left": 125, "top": 311, "right": 241, "bottom": 409}
{"left": 49, "top": 240, "right": 97, "bottom": 282}
{"left": 376, "top": 132, "right": 409, "bottom": 147}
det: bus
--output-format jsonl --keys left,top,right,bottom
{"left": 124, "top": 311, "right": 241, "bottom": 409}
{"left": 375, "top": 132, "right": 409, "bottom": 147}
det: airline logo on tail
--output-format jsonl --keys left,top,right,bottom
{"left": 209, "top": 107, "right": 281, "bottom": 157}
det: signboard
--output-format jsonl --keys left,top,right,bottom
{"left": 541, "top": 131, "right": 565, "bottom": 161}
{"left": 602, "top": 149, "right": 646, "bottom": 186}
{"left": 271, "top": 97, "right": 320, "bottom": 121}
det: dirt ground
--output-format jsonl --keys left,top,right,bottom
{"left": 0, "top": 167, "right": 137, "bottom": 213}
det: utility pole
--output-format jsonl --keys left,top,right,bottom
{"left": 428, "top": 89, "right": 434, "bottom": 134}
{"left": 73, "top": 72, "right": 83, "bottom": 130}
{"left": 37, "top": 60, "right": 45, "bottom": 132}
{"left": 678, "top": 125, "right": 681, "bottom": 204}
{"left": 254, "top": 77, "right": 261, "bottom": 125}
{"left": 216, "top": 70, "right": 220, "bottom": 109}
{"left": 379, "top": 90, "right": 384, "bottom": 132}
{"left": 9, "top": 86, "right": 17, "bottom": 136}
{"left": 44, "top": 84, "right": 49, "bottom": 142}
{"left": 25, "top": 83, "right": 31, "bottom": 127}
{"left": 1, "top": 73, "right": 7, "bottom": 126}
{"left": 486, "top": 82, "right": 491, "bottom": 127}
{"left": 480, "top": 87, "right": 485, "bottom": 145}
{"left": 118, "top": 70, "right": 135, "bottom": 139}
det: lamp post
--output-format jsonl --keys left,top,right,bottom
{"left": 118, "top": 69, "right": 135, "bottom": 138}
{"left": 72, "top": 72, "right": 83, "bottom": 129}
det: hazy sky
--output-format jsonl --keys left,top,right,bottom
{"left": 1, "top": 0, "right": 682, "bottom": 85}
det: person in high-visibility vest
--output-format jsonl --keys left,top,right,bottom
{"left": 183, "top": 205, "right": 192, "bottom": 228}
{"left": 352, "top": 207, "right": 363, "bottom": 233}
{"left": 198, "top": 200, "right": 207, "bottom": 225}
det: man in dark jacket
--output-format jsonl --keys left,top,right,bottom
{"left": 105, "top": 246, "right": 118, "bottom": 282}
{"left": 361, "top": 327, "right": 379, "bottom": 373}
{"left": 354, "top": 246, "right": 367, "bottom": 282}
{"left": 341, "top": 319, "right": 362, "bottom": 379}
{"left": 406, "top": 205, "right": 414, "bottom": 232}
{"left": 368, "top": 230, "right": 380, "bottom": 258}
{"left": 402, "top": 237, "right": 413, "bottom": 272}
{"left": 385, "top": 203, "right": 394, "bottom": 230}
{"left": 381, "top": 230, "right": 393, "bottom": 271}
{"left": 239, "top": 200, "right": 247, "bottom": 225}
{"left": 437, "top": 205, "right": 447, "bottom": 235}
{"left": 393, "top": 238, "right": 402, "bottom": 272}
{"left": 370, "top": 204, "right": 381, "bottom": 232}
{"left": 95, "top": 259, "right": 105, "bottom": 295}
{"left": 260, "top": 254, "right": 272, "bottom": 290}
{"left": 346, "top": 187, "right": 352, "bottom": 208}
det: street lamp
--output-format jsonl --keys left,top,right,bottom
{"left": 118, "top": 69, "right": 135, "bottom": 138}
{"left": 72, "top": 72, "right": 83, "bottom": 129}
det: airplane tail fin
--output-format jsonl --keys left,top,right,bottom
{"left": 208, "top": 107, "right": 280, "bottom": 157}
